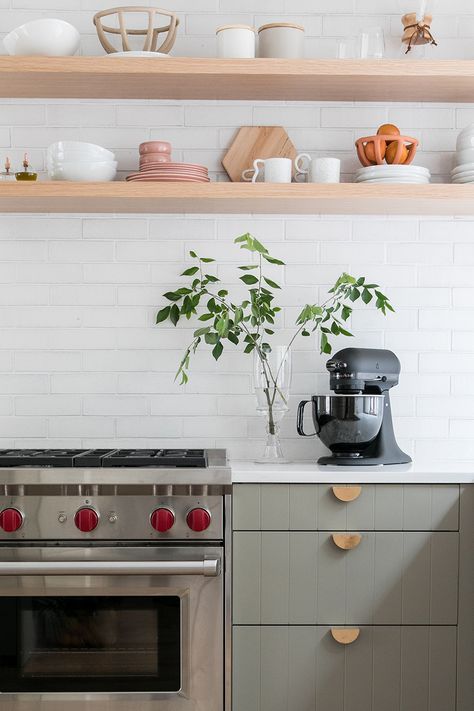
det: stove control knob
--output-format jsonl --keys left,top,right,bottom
{"left": 0, "top": 507, "right": 23, "bottom": 533}
{"left": 151, "top": 508, "right": 175, "bottom": 533}
{"left": 74, "top": 507, "right": 99, "bottom": 533}
{"left": 186, "top": 508, "right": 211, "bottom": 532}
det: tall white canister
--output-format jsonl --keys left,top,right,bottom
{"left": 216, "top": 25, "right": 256, "bottom": 58}
{"left": 257, "top": 23, "right": 305, "bottom": 58}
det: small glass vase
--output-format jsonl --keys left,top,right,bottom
{"left": 253, "top": 346, "right": 292, "bottom": 464}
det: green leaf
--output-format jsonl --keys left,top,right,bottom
{"left": 176, "top": 287, "right": 192, "bottom": 295}
{"left": 251, "top": 238, "right": 268, "bottom": 254}
{"left": 189, "top": 250, "right": 197, "bottom": 258}
{"left": 356, "top": 277, "right": 365, "bottom": 286}
{"left": 302, "top": 329, "right": 310, "bottom": 336}
{"left": 238, "top": 265, "right": 258, "bottom": 271}
{"left": 264, "top": 328, "right": 274, "bottom": 335}
{"left": 227, "top": 331, "right": 239, "bottom": 345}
{"left": 218, "top": 289, "right": 228, "bottom": 298}
{"left": 212, "top": 341, "right": 223, "bottom": 360}
{"left": 170, "top": 304, "right": 180, "bottom": 326}
{"left": 201, "top": 257, "right": 215, "bottom": 263}
{"left": 216, "top": 316, "right": 229, "bottom": 337}
{"left": 234, "top": 233, "right": 250, "bottom": 244}
{"left": 244, "top": 343, "right": 255, "bottom": 354}
{"left": 386, "top": 303, "right": 395, "bottom": 313}
{"left": 262, "top": 254, "right": 285, "bottom": 266}
{"left": 181, "top": 266, "right": 199, "bottom": 276}
{"left": 156, "top": 306, "right": 170, "bottom": 323}
{"left": 164, "top": 291, "right": 182, "bottom": 302}
{"left": 362, "top": 288, "right": 373, "bottom": 304}
{"left": 193, "top": 327, "right": 211, "bottom": 337}
{"left": 240, "top": 274, "right": 259, "bottom": 285}
{"left": 205, "top": 274, "right": 219, "bottom": 283}
{"left": 263, "top": 277, "right": 281, "bottom": 289}
{"left": 349, "top": 287, "right": 361, "bottom": 302}
{"left": 198, "top": 313, "right": 214, "bottom": 321}
{"left": 341, "top": 305, "right": 352, "bottom": 321}
{"left": 338, "top": 327, "right": 353, "bottom": 337}
{"left": 205, "top": 332, "right": 219, "bottom": 345}
{"left": 331, "top": 321, "right": 340, "bottom": 335}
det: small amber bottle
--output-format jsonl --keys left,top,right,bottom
{"left": 15, "top": 153, "right": 37, "bottom": 181}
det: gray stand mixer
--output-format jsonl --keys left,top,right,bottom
{"left": 297, "top": 347, "right": 411, "bottom": 466}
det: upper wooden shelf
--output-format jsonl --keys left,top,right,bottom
{"left": 1, "top": 57, "right": 474, "bottom": 101}
{"left": 1, "top": 182, "right": 473, "bottom": 215}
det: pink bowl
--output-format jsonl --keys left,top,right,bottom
{"left": 139, "top": 141, "right": 171, "bottom": 155}
{"left": 140, "top": 154, "right": 171, "bottom": 165}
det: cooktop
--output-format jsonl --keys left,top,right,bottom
{"left": 0, "top": 449, "right": 208, "bottom": 468}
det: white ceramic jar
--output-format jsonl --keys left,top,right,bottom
{"left": 216, "top": 24, "right": 256, "bottom": 58}
{"left": 257, "top": 23, "right": 304, "bottom": 59}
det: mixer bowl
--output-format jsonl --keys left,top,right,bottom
{"left": 312, "top": 394, "right": 384, "bottom": 457}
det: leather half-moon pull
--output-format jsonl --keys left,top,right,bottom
{"left": 332, "top": 533, "right": 362, "bottom": 550}
{"left": 332, "top": 485, "right": 362, "bottom": 502}
{"left": 331, "top": 628, "right": 360, "bottom": 645}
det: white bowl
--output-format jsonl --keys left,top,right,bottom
{"left": 3, "top": 19, "right": 80, "bottom": 57}
{"left": 48, "top": 155, "right": 117, "bottom": 168}
{"left": 455, "top": 148, "right": 474, "bottom": 166}
{"left": 106, "top": 51, "right": 170, "bottom": 58}
{"left": 48, "top": 161, "right": 117, "bottom": 182}
{"left": 47, "top": 141, "right": 115, "bottom": 162}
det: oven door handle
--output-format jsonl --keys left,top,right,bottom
{"left": 0, "top": 559, "right": 220, "bottom": 577}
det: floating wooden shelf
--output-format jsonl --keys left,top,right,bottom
{"left": 0, "top": 57, "right": 474, "bottom": 101}
{"left": 1, "top": 182, "right": 473, "bottom": 215}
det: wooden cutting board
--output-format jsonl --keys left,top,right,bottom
{"left": 222, "top": 126, "right": 297, "bottom": 182}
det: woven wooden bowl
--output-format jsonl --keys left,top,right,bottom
{"left": 355, "top": 134, "right": 419, "bottom": 167}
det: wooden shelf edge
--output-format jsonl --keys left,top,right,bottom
{"left": 0, "top": 57, "right": 473, "bottom": 101}
{"left": 0, "top": 182, "right": 473, "bottom": 215}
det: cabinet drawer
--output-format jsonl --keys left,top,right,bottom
{"left": 233, "top": 530, "right": 459, "bottom": 625}
{"left": 233, "top": 625, "right": 457, "bottom": 711}
{"left": 233, "top": 483, "right": 459, "bottom": 531}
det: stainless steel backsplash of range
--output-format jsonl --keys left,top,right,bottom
{"left": 0, "top": 448, "right": 231, "bottom": 711}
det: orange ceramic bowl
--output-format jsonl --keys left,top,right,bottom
{"left": 355, "top": 134, "right": 419, "bottom": 167}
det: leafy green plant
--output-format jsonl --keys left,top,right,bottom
{"left": 156, "top": 234, "right": 394, "bottom": 435}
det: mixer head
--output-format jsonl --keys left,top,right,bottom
{"left": 326, "top": 348, "right": 401, "bottom": 394}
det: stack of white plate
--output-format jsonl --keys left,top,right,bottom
{"left": 452, "top": 125, "right": 474, "bottom": 183}
{"left": 355, "top": 164, "right": 431, "bottom": 184}
{"left": 47, "top": 141, "right": 117, "bottom": 182}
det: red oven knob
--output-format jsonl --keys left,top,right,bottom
{"left": 74, "top": 507, "right": 99, "bottom": 533}
{"left": 151, "top": 508, "right": 175, "bottom": 533}
{"left": 186, "top": 508, "right": 211, "bottom": 532}
{"left": 0, "top": 507, "right": 23, "bottom": 533}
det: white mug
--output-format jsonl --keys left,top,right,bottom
{"left": 242, "top": 157, "right": 292, "bottom": 183}
{"left": 295, "top": 154, "right": 341, "bottom": 183}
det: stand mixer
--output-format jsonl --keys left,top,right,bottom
{"left": 297, "top": 347, "right": 411, "bottom": 466}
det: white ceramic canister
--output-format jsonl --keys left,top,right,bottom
{"left": 216, "top": 24, "right": 256, "bottom": 58}
{"left": 257, "top": 23, "right": 304, "bottom": 59}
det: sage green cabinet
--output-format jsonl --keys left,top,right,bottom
{"left": 233, "top": 530, "right": 459, "bottom": 625}
{"left": 232, "top": 482, "right": 472, "bottom": 711}
{"left": 233, "top": 483, "right": 459, "bottom": 531}
{"left": 233, "top": 625, "right": 457, "bottom": 711}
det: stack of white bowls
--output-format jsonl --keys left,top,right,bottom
{"left": 451, "top": 125, "right": 474, "bottom": 184}
{"left": 355, "top": 164, "right": 431, "bottom": 184}
{"left": 47, "top": 142, "right": 117, "bottom": 182}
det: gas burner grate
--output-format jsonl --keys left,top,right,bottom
{"left": 0, "top": 448, "right": 208, "bottom": 468}
{"left": 102, "top": 449, "right": 208, "bottom": 468}
{"left": 0, "top": 449, "right": 91, "bottom": 467}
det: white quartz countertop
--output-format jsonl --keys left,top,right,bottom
{"left": 231, "top": 461, "right": 474, "bottom": 484}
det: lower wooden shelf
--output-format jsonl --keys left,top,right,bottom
{"left": 1, "top": 182, "right": 473, "bottom": 215}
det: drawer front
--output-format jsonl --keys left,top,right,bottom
{"left": 233, "top": 483, "right": 460, "bottom": 531}
{"left": 233, "top": 625, "right": 457, "bottom": 711}
{"left": 233, "top": 530, "right": 459, "bottom": 625}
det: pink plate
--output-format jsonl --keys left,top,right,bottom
{"left": 126, "top": 175, "right": 210, "bottom": 182}
{"left": 138, "top": 164, "right": 208, "bottom": 172}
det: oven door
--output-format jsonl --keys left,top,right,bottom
{"left": 0, "top": 544, "right": 223, "bottom": 711}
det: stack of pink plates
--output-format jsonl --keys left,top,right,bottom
{"left": 126, "top": 162, "right": 210, "bottom": 183}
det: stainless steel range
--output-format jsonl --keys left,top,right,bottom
{"left": 0, "top": 448, "right": 231, "bottom": 711}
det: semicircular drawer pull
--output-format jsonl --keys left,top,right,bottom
{"left": 332, "top": 485, "right": 362, "bottom": 502}
{"left": 331, "top": 628, "right": 360, "bottom": 645}
{"left": 332, "top": 533, "right": 362, "bottom": 550}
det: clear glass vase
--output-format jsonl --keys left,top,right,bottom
{"left": 253, "top": 346, "right": 292, "bottom": 464}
